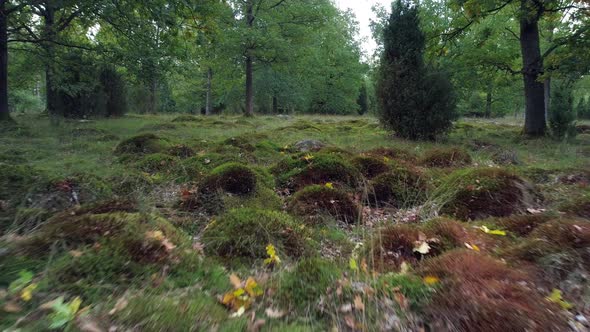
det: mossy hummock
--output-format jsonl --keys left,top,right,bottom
{"left": 368, "top": 167, "right": 427, "bottom": 208}
{"left": 419, "top": 147, "right": 472, "bottom": 168}
{"left": 288, "top": 185, "right": 360, "bottom": 224}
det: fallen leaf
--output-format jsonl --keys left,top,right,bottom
{"left": 349, "top": 258, "right": 358, "bottom": 271}
{"left": 546, "top": 288, "right": 573, "bottom": 310}
{"left": 3, "top": 302, "right": 22, "bottom": 313}
{"left": 394, "top": 292, "right": 408, "bottom": 310}
{"left": 464, "top": 243, "right": 480, "bottom": 252}
{"left": 413, "top": 241, "right": 431, "bottom": 255}
{"left": 479, "top": 225, "right": 506, "bottom": 236}
{"left": 340, "top": 303, "right": 353, "bottom": 313}
{"left": 108, "top": 297, "right": 128, "bottom": 315}
{"left": 423, "top": 275, "right": 439, "bottom": 285}
{"left": 354, "top": 295, "right": 365, "bottom": 312}
{"left": 244, "top": 277, "right": 263, "bottom": 297}
{"left": 145, "top": 230, "right": 165, "bottom": 241}
{"left": 344, "top": 315, "right": 356, "bottom": 329}
{"left": 265, "top": 307, "right": 285, "bottom": 319}
{"left": 69, "top": 250, "right": 84, "bottom": 258}
{"left": 76, "top": 316, "right": 104, "bottom": 332}
{"left": 230, "top": 274, "right": 242, "bottom": 289}
{"left": 399, "top": 261, "right": 410, "bottom": 274}
{"left": 230, "top": 306, "right": 246, "bottom": 318}
{"left": 161, "top": 238, "right": 176, "bottom": 251}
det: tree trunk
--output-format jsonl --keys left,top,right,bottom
{"left": 43, "top": 5, "right": 60, "bottom": 120}
{"left": 0, "top": 1, "right": 10, "bottom": 121}
{"left": 148, "top": 79, "right": 158, "bottom": 113}
{"left": 519, "top": 0, "right": 546, "bottom": 136}
{"left": 544, "top": 78, "right": 550, "bottom": 120}
{"left": 485, "top": 81, "right": 493, "bottom": 118}
{"left": 205, "top": 67, "right": 212, "bottom": 115}
{"left": 272, "top": 95, "right": 278, "bottom": 114}
{"left": 244, "top": 2, "right": 254, "bottom": 117}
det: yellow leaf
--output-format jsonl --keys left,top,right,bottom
{"left": 325, "top": 182, "right": 334, "bottom": 189}
{"left": 68, "top": 297, "right": 82, "bottom": 314}
{"left": 145, "top": 230, "right": 165, "bottom": 241}
{"left": 20, "top": 283, "right": 37, "bottom": 302}
{"left": 546, "top": 289, "right": 573, "bottom": 310}
{"left": 349, "top": 258, "right": 358, "bottom": 271}
{"left": 479, "top": 226, "right": 506, "bottom": 236}
{"left": 423, "top": 276, "right": 439, "bottom": 285}
{"left": 264, "top": 244, "right": 281, "bottom": 265}
{"left": 221, "top": 292, "right": 235, "bottom": 306}
{"left": 233, "top": 288, "right": 245, "bottom": 298}
{"left": 383, "top": 156, "right": 390, "bottom": 162}
{"left": 464, "top": 243, "right": 480, "bottom": 252}
{"left": 229, "top": 274, "right": 242, "bottom": 289}
{"left": 303, "top": 154, "right": 314, "bottom": 162}
{"left": 244, "top": 277, "right": 263, "bottom": 298}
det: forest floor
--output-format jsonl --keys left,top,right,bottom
{"left": 1, "top": 114, "right": 589, "bottom": 331}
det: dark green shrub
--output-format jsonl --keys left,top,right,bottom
{"left": 288, "top": 185, "right": 360, "bottom": 224}
{"left": 376, "top": 0, "right": 456, "bottom": 140}
{"left": 202, "top": 208, "right": 310, "bottom": 260}
{"left": 100, "top": 65, "right": 128, "bottom": 117}
{"left": 549, "top": 82, "right": 577, "bottom": 140}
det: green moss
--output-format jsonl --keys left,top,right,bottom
{"left": 559, "top": 195, "right": 590, "bottom": 219}
{"left": 369, "top": 167, "right": 428, "bottom": 208}
{"left": 276, "top": 257, "right": 341, "bottom": 312}
{"left": 10, "top": 207, "right": 53, "bottom": 234}
{"left": 135, "top": 153, "right": 180, "bottom": 174}
{"left": 202, "top": 162, "right": 258, "bottom": 195}
{"left": 171, "top": 115, "right": 201, "bottom": 122}
{"left": 114, "top": 133, "right": 171, "bottom": 155}
{"left": 351, "top": 156, "right": 390, "bottom": 179}
{"left": 168, "top": 144, "right": 195, "bottom": 158}
{"left": 375, "top": 273, "right": 434, "bottom": 310}
{"left": 419, "top": 147, "right": 472, "bottom": 168}
{"left": 0, "top": 164, "right": 43, "bottom": 203}
{"left": 437, "top": 168, "right": 537, "bottom": 221}
{"left": 288, "top": 185, "right": 359, "bottom": 224}
{"left": 202, "top": 208, "right": 311, "bottom": 261}
{"left": 224, "top": 186, "right": 283, "bottom": 211}
{"left": 115, "top": 291, "right": 228, "bottom": 331}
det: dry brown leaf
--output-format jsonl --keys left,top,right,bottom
{"left": 265, "top": 307, "right": 286, "bottom": 319}
{"left": 340, "top": 303, "right": 353, "bottom": 313}
{"left": 344, "top": 315, "right": 356, "bottom": 329}
{"left": 69, "top": 250, "right": 84, "bottom": 258}
{"left": 354, "top": 295, "right": 365, "bottom": 312}
{"left": 108, "top": 297, "right": 129, "bottom": 315}
{"left": 394, "top": 292, "right": 409, "bottom": 310}
{"left": 76, "top": 316, "right": 104, "bottom": 332}
{"left": 230, "top": 274, "right": 242, "bottom": 289}
{"left": 3, "top": 302, "right": 22, "bottom": 313}
{"left": 161, "top": 238, "right": 176, "bottom": 251}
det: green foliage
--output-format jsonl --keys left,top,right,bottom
{"left": 377, "top": 0, "right": 457, "bottom": 140}
{"left": 202, "top": 208, "right": 310, "bottom": 261}
{"left": 549, "top": 82, "right": 577, "bottom": 140}
{"left": 114, "top": 133, "right": 171, "bottom": 156}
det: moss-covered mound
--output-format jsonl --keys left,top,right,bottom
{"left": 168, "top": 144, "right": 195, "bottom": 158}
{"left": 559, "top": 195, "right": 590, "bottom": 219}
{"left": 368, "top": 224, "right": 433, "bottom": 270}
{"left": 351, "top": 156, "right": 390, "bottom": 179}
{"left": 273, "top": 153, "right": 360, "bottom": 190}
{"left": 364, "top": 147, "right": 417, "bottom": 162}
{"left": 422, "top": 218, "right": 504, "bottom": 253}
{"left": 276, "top": 258, "right": 341, "bottom": 312}
{"left": 438, "top": 168, "right": 538, "bottom": 221}
{"left": 288, "top": 185, "right": 360, "bottom": 224}
{"left": 368, "top": 167, "right": 427, "bottom": 208}
{"left": 202, "top": 208, "right": 310, "bottom": 260}
{"left": 114, "top": 133, "right": 171, "bottom": 155}
{"left": 419, "top": 147, "right": 472, "bottom": 168}
{"left": 0, "top": 164, "right": 43, "bottom": 214}
{"left": 419, "top": 250, "right": 568, "bottom": 331}
{"left": 171, "top": 115, "right": 201, "bottom": 122}
{"left": 202, "top": 162, "right": 257, "bottom": 195}
{"left": 493, "top": 214, "right": 553, "bottom": 237}
{"left": 135, "top": 153, "right": 179, "bottom": 174}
